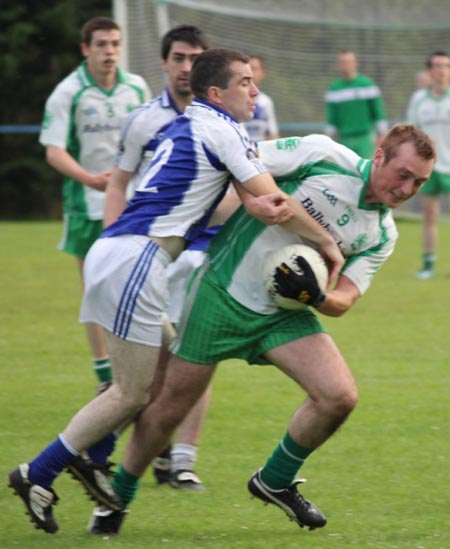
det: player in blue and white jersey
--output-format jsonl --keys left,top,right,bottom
{"left": 9, "top": 48, "right": 343, "bottom": 535}
{"left": 38, "top": 16, "right": 151, "bottom": 395}
{"left": 115, "top": 125, "right": 435, "bottom": 532}
{"left": 243, "top": 55, "right": 279, "bottom": 143}
{"left": 92, "top": 24, "right": 212, "bottom": 500}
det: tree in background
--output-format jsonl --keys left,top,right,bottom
{"left": 0, "top": 0, "right": 111, "bottom": 219}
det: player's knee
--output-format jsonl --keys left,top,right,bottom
{"left": 330, "top": 386, "right": 358, "bottom": 419}
{"left": 111, "top": 384, "right": 151, "bottom": 416}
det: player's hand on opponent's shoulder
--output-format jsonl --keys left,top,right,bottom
{"left": 243, "top": 191, "right": 293, "bottom": 225}
{"left": 274, "top": 257, "right": 326, "bottom": 308}
{"left": 86, "top": 171, "right": 112, "bottom": 191}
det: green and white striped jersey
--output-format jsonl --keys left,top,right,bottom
{"left": 406, "top": 87, "right": 450, "bottom": 175}
{"left": 39, "top": 61, "right": 151, "bottom": 220}
{"left": 325, "top": 74, "right": 387, "bottom": 137}
{"left": 208, "top": 135, "right": 398, "bottom": 315}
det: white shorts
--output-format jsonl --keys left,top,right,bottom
{"left": 80, "top": 235, "right": 172, "bottom": 346}
{"left": 166, "top": 250, "right": 206, "bottom": 324}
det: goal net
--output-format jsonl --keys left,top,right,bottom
{"left": 114, "top": 0, "right": 450, "bottom": 213}
{"left": 115, "top": 0, "right": 450, "bottom": 133}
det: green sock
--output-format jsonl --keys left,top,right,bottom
{"left": 93, "top": 358, "right": 112, "bottom": 383}
{"left": 112, "top": 465, "right": 140, "bottom": 509}
{"left": 260, "top": 432, "right": 313, "bottom": 490}
{"left": 422, "top": 252, "right": 436, "bottom": 271}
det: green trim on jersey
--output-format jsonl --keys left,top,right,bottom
{"left": 343, "top": 208, "right": 390, "bottom": 271}
{"left": 275, "top": 158, "right": 360, "bottom": 183}
{"left": 62, "top": 87, "right": 88, "bottom": 216}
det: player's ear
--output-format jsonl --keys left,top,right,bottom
{"left": 208, "top": 86, "right": 223, "bottom": 105}
{"left": 80, "top": 42, "right": 89, "bottom": 57}
{"left": 373, "top": 147, "right": 385, "bottom": 167}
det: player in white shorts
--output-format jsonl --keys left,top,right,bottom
{"left": 9, "top": 48, "right": 343, "bottom": 536}
{"left": 96, "top": 24, "right": 212, "bottom": 494}
{"left": 112, "top": 124, "right": 435, "bottom": 533}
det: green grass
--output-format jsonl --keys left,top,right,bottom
{"left": 1, "top": 219, "right": 449, "bottom": 548}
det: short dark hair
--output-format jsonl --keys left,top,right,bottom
{"left": 380, "top": 123, "right": 436, "bottom": 164}
{"left": 81, "top": 17, "right": 120, "bottom": 45}
{"left": 426, "top": 51, "right": 450, "bottom": 68}
{"left": 161, "top": 24, "right": 209, "bottom": 60}
{"left": 190, "top": 48, "right": 249, "bottom": 100}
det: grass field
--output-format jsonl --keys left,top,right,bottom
{"left": 1, "top": 219, "right": 449, "bottom": 548}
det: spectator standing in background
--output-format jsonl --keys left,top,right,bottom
{"left": 325, "top": 50, "right": 388, "bottom": 157}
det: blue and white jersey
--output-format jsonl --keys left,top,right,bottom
{"left": 115, "top": 88, "right": 182, "bottom": 196}
{"left": 243, "top": 91, "right": 278, "bottom": 143}
{"left": 103, "top": 99, "right": 267, "bottom": 242}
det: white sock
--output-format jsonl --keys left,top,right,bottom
{"left": 171, "top": 443, "right": 198, "bottom": 472}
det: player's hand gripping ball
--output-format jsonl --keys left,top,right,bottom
{"left": 263, "top": 244, "right": 328, "bottom": 310}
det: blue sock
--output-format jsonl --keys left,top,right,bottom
{"left": 28, "top": 435, "right": 78, "bottom": 488}
{"left": 87, "top": 433, "right": 117, "bottom": 465}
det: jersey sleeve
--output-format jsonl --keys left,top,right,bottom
{"left": 258, "top": 134, "right": 340, "bottom": 177}
{"left": 367, "top": 79, "right": 387, "bottom": 125}
{"left": 217, "top": 124, "right": 268, "bottom": 183}
{"left": 115, "top": 107, "right": 149, "bottom": 173}
{"left": 137, "top": 78, "right": 152, "bottom": 103}
{"left": 324, "top": 84, "right": 338, "bottom": 129}
{"left": 39, "top": 82, "right": 74, "bottom": 149}
{"left": 341, "top": 215, "right": 398, "bottom": 295}
{"left": 405, "top": 90, "right": 422, "bottom": 125}
{"left": 264, "top": 95, "right": 279, "bottom": 136}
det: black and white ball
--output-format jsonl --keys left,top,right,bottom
{"left": 263, "top": 244, "right": 329, "bottom": 310}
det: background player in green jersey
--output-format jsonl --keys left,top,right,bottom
{"left": 325, "top": 50, "right": 388, "bottom": 157}
{"left": 113, "top": 124, "right": 435, "bottom": 533}
{"left": 406, "top": 51, "right": 450, "bottom": 279}
{"left": 39, "top": 17, "right": 151, "bottom": 388}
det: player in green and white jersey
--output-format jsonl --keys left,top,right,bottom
{"left": 406, "top": 51, "right": 450, "bottom": 279}
{"left": 325, "top": 50, "right": 388, "bottom": 157}
{"left": 39, "top": 17, "right": 150, "bottom": 387}
{"left": 120, "top": 124, "right": 435, "bottom": 531}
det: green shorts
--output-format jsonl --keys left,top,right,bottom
{"left": 58, "top": 214, "right": 104, "bottom": 259}
{"left": 419, "top": 171, "right": 450, "bottom": 195}
{"left": 172, "top": 267, "right": 326, "bottom": 366}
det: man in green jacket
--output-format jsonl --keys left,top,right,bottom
{"left": 325, "top": 50, "right": 388, "bottom": 157}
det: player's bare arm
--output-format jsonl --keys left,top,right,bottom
{"left": 240, "top": 172, "right": 344, "bottom": 283}
{"left": 316, "top": 275, "right": 360, "bottom": 317}
{"left": 233, "top": 180, "right": 293, "bottom": 225}
{"left": 207, "top": 181, "right": 293, "bottom": 227}
{"left": 103, "top": 166, "right": 134, "bottom": 227}
{"left": 46, "top": 145, "right": 111, "bottom": 191}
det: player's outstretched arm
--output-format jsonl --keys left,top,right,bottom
{"left": 240, "top": 172, "right": 344, "bottom": 284}
{"left": 46, "top": 145, "right": 111, "bottom": 191}
{"left": 233, "top": 180, "right": 293, "bottom": 225}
